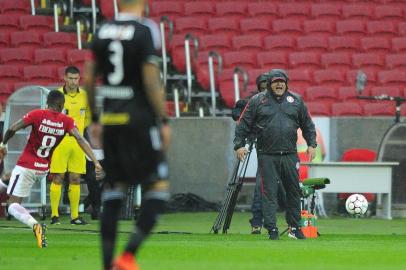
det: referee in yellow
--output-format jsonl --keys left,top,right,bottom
{"left": 49, "top": 66, "right": 91, "bottom": 225}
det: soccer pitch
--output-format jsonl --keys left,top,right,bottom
{"left": 1, "top": 212, "right": 406, "bottom": 270}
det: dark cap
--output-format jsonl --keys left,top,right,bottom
{"left": 268, "top": 69, "right": 289, "bottom": 83}
{"left": 256, "top": 73, "right": 269, "bottom": 87}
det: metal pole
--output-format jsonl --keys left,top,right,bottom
{"left": 160, "top": 21, "right": 168, "bottom": 87}
{"left": 135, "top": 185, "right": 141, "bottom": 209}
{"left": 233, "top": 72, "right": 240, "bottom": 102}
{"left": 174, "top": 88, "right": 180, "bottom": 118}
{"left": 30, "top": 0, "right": 35, "bottom": 15}
{"left": 53, "top": 4, "right": 59, "bottom": 32}
{"left": 69, "top": 0, "right": 74, "bottom": 21}
{"left": 185, "top": 38, "right": 192, "bottom": 105}
{"left": 76, "top": 21, "right": 82, "bottom": 50}
{"left": 208, "top": 54, "right": 216, "bottom": 116}
{"left": 113, "top": 0, "right": 119, "bottom": 19}
{"left": 199, "top": 107, "right": 204, "bottom": 118}
{"left": 91, "top": 0, "right": 97, "bottom": 34}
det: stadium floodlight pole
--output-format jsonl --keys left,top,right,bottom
{"left": 91, "top": 0, "right": 97, "bottom": 34}
{"left": 76, "top": 21, "right": 82, "bottom": 50}
{"left": 53, "top": 4, "right": 59, "bottom": 32}
{"left": 30, "top": 0, "right": 35, "bottom": 15}
{"left": 208, "top": 51, "right": 222, "bottom": 117}
{"left": 160, "top": 16, "right": 173, "bottom": 87}
{"left": 113, "top": 0, "right": 119, "bottom": 19}
{"left": 233, "top": 67, "right": 248, "bottom": 103}
{"left": 185, "top": 33, "right": 199, "bottom": 105}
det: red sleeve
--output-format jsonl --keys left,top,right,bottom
{"left": 22, "top": 110, "right": 39, "bottom": 125}
{"left": 65, "top": 115, "right": 77, "bottom": 133}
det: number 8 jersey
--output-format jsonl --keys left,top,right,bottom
{"left": 17, "top": 109, "right": 76, "bottom": 171}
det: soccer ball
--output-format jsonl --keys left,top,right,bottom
{"left": 345, "top": 194, "right": 368, "bottom": 216}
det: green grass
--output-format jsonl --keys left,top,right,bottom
{"left": 1, "top": 212, "right": 406, "bottom": 270}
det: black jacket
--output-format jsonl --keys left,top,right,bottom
{"left": 233, "top": 90, "right": 317, "bottom": 154}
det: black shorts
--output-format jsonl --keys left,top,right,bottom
{"left": 102, "top": 124, "right": 168, "bottom": 187}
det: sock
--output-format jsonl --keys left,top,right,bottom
{"left": 68, "top": 184, "right": 80, "bottom": 219}
{"left": 50, "top": 182, "right": 62, "bottom": 217}
{"left": 101, "top": 190, "right": 123, "bottom": 270}
{"left": 8, "top": 203, "right": 37, "bottom": 228}
{"left": 125, "top": 198, "right": 166, "bottom": 254}
{"left": 0, "top": 179, "right": 7, "bottom": 193}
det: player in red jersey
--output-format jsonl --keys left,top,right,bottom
{"left": 0, "top": 90, "right": 103, "bottom": 248}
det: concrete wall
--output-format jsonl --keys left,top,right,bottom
{"left": 168, "top": 117, "right": 398, "bottom": 204}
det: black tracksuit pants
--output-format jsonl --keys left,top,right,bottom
{"left": 258, "top": 153, "right": 301, "bottom": 231}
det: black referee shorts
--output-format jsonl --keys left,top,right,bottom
{"left": 102, "top": 124, "right": 168, "bottom": 187}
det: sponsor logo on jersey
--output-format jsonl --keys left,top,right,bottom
{"left": 41, "top": 119, "right": 64, "bottom": 127}
{"left": 98, "top": 24, "right": 135, "bottom": 40}
{"left": 39, "top": 125, "right": 65, "bottom": 136}
{"left": 34, "top": 162, "right": 48, "bottom": 168}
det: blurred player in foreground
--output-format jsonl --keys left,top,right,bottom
{"left": 86, "top": 0, "right": 170, "bottom": 269}
{"left": 0, "top": 90, "right": 102, "bottom": 248}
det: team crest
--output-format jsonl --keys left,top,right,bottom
{"left": 287, "top": 96, "right": 294, "bottom": 103}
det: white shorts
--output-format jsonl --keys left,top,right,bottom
{"left": 7, "top": 165, "right": 48, "bottom": 198}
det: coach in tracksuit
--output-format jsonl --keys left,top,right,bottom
{"left": 233, "top": 69, "right": 317, "bottom": 240}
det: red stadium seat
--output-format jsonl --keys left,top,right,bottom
{"left": 371, "top": 87, "right": 401, "bottom": 97}
{"left": 342, "top": 4, "right": 373, "bottom": 20}
{"left": 336, "top": 20, "right": 366, "bottom": 37}
{"left": 0, "top": 65, "right": 22, "bottom": 82}
{"left": 289, "top": 52, "right": 320, "bottom": 69}
{"left": 0, "top": 82, "right": 12, "bottom": 94}
{"left": 232, "top": 35, "right": 263, "bottom": 53}
{"left": 240, "top": 18, "right": 271, "bottom": 36}
{"left": 247, "top": 2, "right": 278, "bottom": 19}
{"left": 0, "top": 32, "right": 9, "bottom": 48}
{"left": 0, "top": 48, "right": 33, "bottom": 66}
{"left": 99, "top": 0, "right": 114, "bottom": 20}
{"left": 150, "top": 1, "right": 184, "bottom": 20}
{"left": 66, "top": 49, "right": 92, "bottom": 66}
{"left": 272, "top": 19, "right": 302, "bottom": 37}
{"left": 288, "top": 69, "right": 313, "bottom": 90}
{"left": 35, "top": 49, "right": 66, "bottom": 65}
{"left": 43, "top": 32, "right": 77, "bottom": 49}
{"left": 19, "top": 15, "right": 53, "bottom": 34}
{"left": 305, "top": 101, "right": 331, "bottom": 116}
{"left": 314, "top": 70, "right": 345, "bottom": 88}
{"left": 278, "top": 3, "right": 310, "bottom": 21}
{"left": 184, "top": 1, "right": 215, "bottom": 17}
{"left": 0, "top": 0, "right": 29, "bottom": 15}
{"left": 257, "top": 52, "right": 288, "bottom": 69}
{"left": 175, "top": 17, "right": 208, "bottom": 36}
{"left": 338, "top": 87, "right": 364, "bottom": 102}
{"left": 352, "top": 53, "right": 385, "bottom": 71}
{"left": 23, "top": 65, "right": 57, "bottom": 85}
{"left": 170, "top": 35, "right": 197, "bottom": 73}
{"left": 223, "top": 51, "right": 256, "bottom": 69}
{"left": 10, "top": 31, "right": 41, "bottom": 49}
{"left": 392, "top": 37, "right": 406, "bottom": 53}
{"left": 303, "top": 20, "right": 335, "bottom": 37}
{"left": 373, "top": 6, "right": 403, "bottom": 22}
{"left": 332, "top": 102, "right": 363, "bottom": 116}
{"left": 219, "top": 81, "right": 239, "bottom": 108}
{"left": 321, "top": 53, "right": 352, "bottom": 70}
{"left": 194, "top": 52, "right": 220, "bottom": 90}
{"left": 306, "top": 86, "right": 338, "bottom": 103}
{"left": 328, "top": 36, "right": 359, "bottom": 52}
{"left": 199, "top": 34, "right": 232, "bottom": 54}
{"left": 363, "top": 103, "right": 395, "bottom": 116}
{"left": 385, "top": 54, "right": 406, "bottom": 70}
{"left": 264, "top": 36, "right": 296, "bottom": 53}
{"left": 377, "top": 70, "right": 406, "bottom": 86}
{"left": 0, "top": 15, "right": 19, "bottom": 31}
{"left": 360, "top": 37, "right": 391, "bottom": 53}
{"left": 310, "top": 3, "right": 341, "bottom": 21}
{"left": 398, "top": 22, "right": 406, "bottom": 36}
{"left": 247, "top": 69, "right": 268, "bottom": 86}
{"left": 366, "top": 21, "right": 397, "bottom": 38}
{"left": 215, "top": 2, "right": 247, "bottom": 17}
{"left": 208, "top": 17, "right": 240, "bottom": 35}
{"left": 219, "top": 68, "right": 236, "bottom": 84}
{"left": 297, "top": 36, "right": 328, "bottom": 53}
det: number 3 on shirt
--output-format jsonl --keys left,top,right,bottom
{"left": 108, "top": 41, "right": 124, "bottom": 85}
{"left": 37, "top": 135, "right": 57, "bottom": 158}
